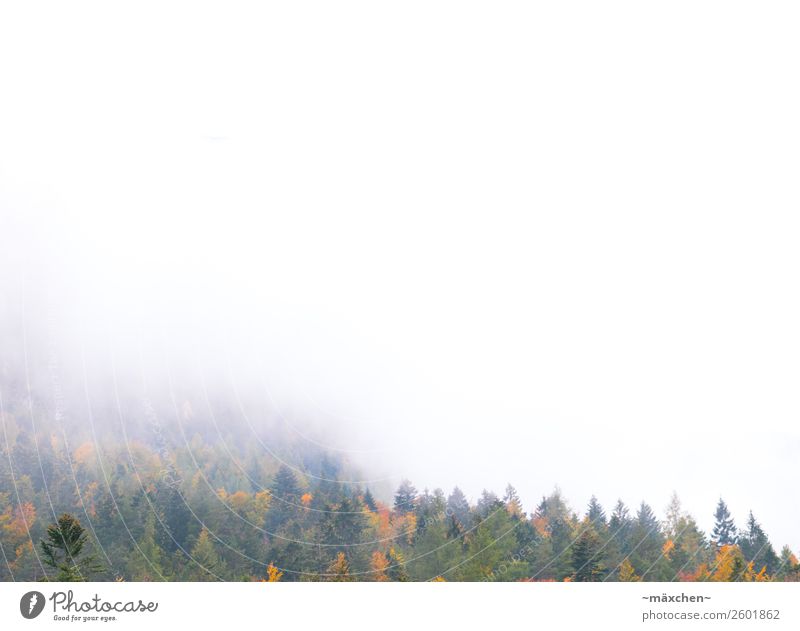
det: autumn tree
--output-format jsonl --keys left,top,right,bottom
{"left": 504, "top": 484, "right": 524, "bottom": 519}
{"left": 326, "top": 552, "right": 352, "bottom": 581}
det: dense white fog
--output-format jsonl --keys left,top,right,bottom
{"left": 2, "top": 2, "right": 799, "bottom": 550}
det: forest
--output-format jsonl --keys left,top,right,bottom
{"left": 2, "top": 407, "right": 798, "bottom": 582}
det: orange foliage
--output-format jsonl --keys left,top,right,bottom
{"left": 662, "top": 539, "right": 675, "bottom": 560}
{"left": 73, "top": 442, "right": 95, "bottom": 467}
{"left": 532, "top": 516, "right": 549, "bottom": 538}
{"left": 228, "top": 490, "right": 250, "bottom": 512}
{"left": 300, "top": 493, "right": 313, "bottom": 507}
{"left": 260, "top": 562, "right": 283, "bottom": 582}
{"left": 370, "top": 550, "right": 389, "bottom": 581}
{"left": 4, "top": 502, "right": 36, "bottom": 541}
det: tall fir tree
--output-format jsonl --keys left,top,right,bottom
{"left": 40, "top": 513, "right": 102, "bottom": 581}
{"left": 393, "top": 479, "right": 417, "bottom": 515}
{"left": 711, "top": 499, "right": 737, "bottom": 547}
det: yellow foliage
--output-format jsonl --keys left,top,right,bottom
{"left": 73, "top": 442, "right": 95, "bottom": 466}
{"left": 254, "top": 490, "right": 271, "bottom": 513}
{"left": 370, "top": 550, "right": 389, "bottom": 581}
{"left": 532, "top": 516, "right": 549, "bottom": 538}
{"left": 619, "top": 558, "right": 640, "bottom": 582}
{"left": 404, "top": 513, "right": 417, "bottom": 543}
{"left": 431, "top": 576, "right": 447, "bottom": 582}
{"left": 662, "top": 539, "right": 675, "bottom": 560}
{"left": 261, "top": 562, "right": 283, "bottom": 582}
{"left": 228, "top": 490, "right": 250, "bottom": 512}
{"left": 327, "top": 552, "right": 352, "bottom": 581}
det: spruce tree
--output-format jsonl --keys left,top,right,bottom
{"left": 711, "top": 499, "right": 737, "bottom": 546}
{"left": 393, "top": 479, "right": 417, "bottom": 515}
{"left": 40, "top": 513, "right": 102, "bottom": 581}
{"left": 586, "top": 495, "right": 606, "bottom": 526}
{"left": 363, "top": 488, "right": 377, "bottom": 512}
{"left": 572, "top": 523, "right": 605, "bottom": 581}
{"left": 739, "top": 511, "right": 779, "bottom": 576}
{"left": 447, "top": 487, "right": 471, "bottom": 528}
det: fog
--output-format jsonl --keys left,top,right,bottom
{"left": 2, "top": 2, "right": 799, "bottom": 550}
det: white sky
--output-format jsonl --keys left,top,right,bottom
{"left": 2, "top": 2, "right": 799, "bottom": 549}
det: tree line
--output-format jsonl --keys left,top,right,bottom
{"left": 2, "top": 422, "right": 798, "bottom": 582}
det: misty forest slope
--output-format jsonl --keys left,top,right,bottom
{"left": 1, "top": 362, "right": 798, "bottom": 583}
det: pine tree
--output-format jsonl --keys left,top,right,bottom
{"left": 40, "top": 513, "right": 102, "bottom": 581}
{"left": 271, "top": 465, "right": 300, "bottom": 501}
{"left": 572, "top": 521, "right": 605, "bottom": 581}
{"left": 127, "top": 512, "right": 165, "bottom": 581}
{"left": 265, "top": 466, "right": 301, "bottom": 532}
{"left": 393, "top": 479, "right": 417, "bottom": 515}
{"left": 586, "top": 495, "right": 606, "bottom": 526}
{"left": 363, "top": 488, "right": 377, "bottom": 512}
{"left": 739, "top": 511, "right": 779, "bottom": 576}
{"left": 711, "top": 499, "right": 737, "bottom": 547}
{"left": 187, "top": 528, "right": 225, "bottom": 581}
{"left": 447, "top": 487, "right": 471, "bottom": 528}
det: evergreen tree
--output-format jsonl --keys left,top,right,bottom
{"left": 586, "top": 495, "right": 606, "bottom": 526}
{"left": 711, "top": 499, "right": 737, "bottom": 547}
{"left": 739, "top": 511, "right": 779, "bottom": 576}
{"left": 186, "top": 528, "right": 226, "bottom": 581}
{"left": 362, "top": 488, "right": 377, "bottom": 512}
{"left": 629, "top": 502, "right": 668, "bottom": 580}
{"left": 572, "top": 521, "right": 606, "bottom": 581}
{"left": 393, "top": 479, "right": 417, "bottom": 515}
{"left": 40, "top": 513, "right": 102, "bottom": 581}
{"left": 447, "top": 487, "right": 471, "bottom": 528}
{"left": 128, "top": 512, "right": 165, "bottom": 581}
{"left": 265, "top": 466, "right": 302, "bottom": 532}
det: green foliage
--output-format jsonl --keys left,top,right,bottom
{"left": 40, "top": 513, "right": 102, "bottom": 581}
{"left": 0, "top": 418, "right": 795, "bottom": 583}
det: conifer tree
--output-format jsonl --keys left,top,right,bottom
{"left": 128, "top": 512, "right": 165, "bottom": 581}
{"left": 572, "top": 523, "right": 605, "bottom": 581}
{"left": 586, "top": 495, "right": 606, "bottom": 526}
{"left": 711, "top": 499, "right": 737, "bottom": 547}
{"left": 447, "top": 487, "right": 471, "bottom": 528}
{"left": 739, "top": 511, "right": 779, "bottom": 576}
{"left": 393, "top": 480, "right": 417, "bottom": 515}
{"left": 187, "top": 528, "right": 225, "bottom": 581}
{"left": 363, "top": 488, "right": 377, "bottom": 512}
{"left": 40, "top": 513, "right": 102, "bottom": 581}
